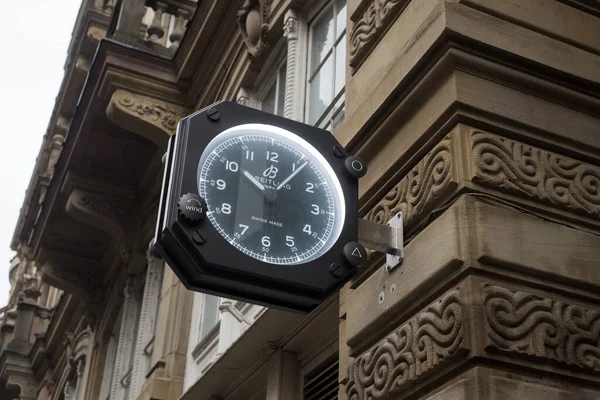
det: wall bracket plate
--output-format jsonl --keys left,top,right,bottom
{"left": 357, "top": 212, "right": 404, "bottom": 272}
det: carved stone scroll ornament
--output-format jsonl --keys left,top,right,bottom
{"left": 484, "top": 285, "right": 600, "bottom": 372}
{"left": 471, "top": 131, "right": 600, "bottom": 217}
{"left": 237, "top": 0, "right": 273, "bottom": 58}
{"left": 87, "top": 25, "right": 106, "bottom": 43}
{"left": 346, "top": 288, "right": 466, "bottom": 400}
{"left": 7, "top": 374, "right": 38, "bottom": 400}
{"left": 66, "top": 188, "right": 128, "bottom": 238}
{"left": 349, "top": 0, "right": 411, "bottom": 69}
{"left": 365, "top": 134, "right": 456, "bottom": 234}
{"left": 106, "top": 89, "right": 188, "bottom": 148}
{"left": 39, "top": 254, "right": 102, "bottom": 300}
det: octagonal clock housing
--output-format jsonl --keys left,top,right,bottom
{"left": 153, "top": 101, "right": 361, "bottom": 312}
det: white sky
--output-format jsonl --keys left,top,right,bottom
{"left": 0, "top": 1, "right": 83, "bottom": 306}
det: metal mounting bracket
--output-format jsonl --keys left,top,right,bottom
{"left": 357, "top": 212, "right": 404, "bottom": 272}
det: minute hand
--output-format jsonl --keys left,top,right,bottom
{"left": 276, "top": 161, "right": 308, "bottom": 190}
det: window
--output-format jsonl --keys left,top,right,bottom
{"left": 303, "top": 355, "right": 339, "bottom": 400}
{"left": 260, "top": 61, "right": 287, "bottom": 116}
{"left": 305, "top": 0, "right": 346, "bottom": 130}
{"left": 199, "top": 295, "right": 220, "bottom": 340}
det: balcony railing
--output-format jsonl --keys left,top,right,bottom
{"left": 110, "top": 0, "right": 196, "bottom": 54}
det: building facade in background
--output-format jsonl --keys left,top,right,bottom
{"left": 1, "top": 0, "right": 600, "bottom": 399}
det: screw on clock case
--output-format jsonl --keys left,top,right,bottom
{"left": 153, "top": 101, "right": 359, "bottom": 313}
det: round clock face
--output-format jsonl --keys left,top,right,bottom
{"left": 197, "top": 123, "right": 345, "bottom": 265}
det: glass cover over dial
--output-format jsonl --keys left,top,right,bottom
{"left": 197, "top": 123, "right": 345, "bottom": 265}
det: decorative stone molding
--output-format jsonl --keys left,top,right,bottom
{"left": 237, "top": 0, "right": 272, "bottom": 59}
{"left": 365, "top": 134, "right": 456, "bottom": 234}
{"left": 129, "top": 252, "right": 164, "bottom": 400}
{"left": 66, "top": 188, "right": 128, "bottom": 238}
{"left": 7, "top": 374, "right": 37, "bottom": 400}
{"left": 471, "top": 131, "right": 600, "bottom": 218}
{"left": 236, "top": 87, "right": 251, "bottom": 107}
{"left": 64, "top": 326, "right": 92, "bottom": 367}
{"left": 483, "top": 285, "right": 600, "bottom": 372}
{"left": 87, "top": 25, "right": 106, "bottom": 43}
{"left": 40, "top": 254, "right": 101, "bottom": 300}
{"left": 346, "top": 288, "right": 466, "bottom": 400}
{"left": 283, "top": 9, "right": 300, "bottom": 121}
{"left": 219, "top": 300, "right": 253, "bottom": 325}
{"left": 110, "top": 276, "right": 140, "bottom": 400}
{"left": 75, "top": 56, "right": 90, "bottom": 74}
{"left": 17, "top": 276, "right": 41, "bottom": 306}
{"left": 349, "top": 0, "right": 411, "bottom": 69}
{"left": 106, "top": 89, "right": 188, "bottom": 148}
{"left": 56, "top": 116, "right": 71, "bottom": 136}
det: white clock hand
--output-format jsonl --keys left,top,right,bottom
{"left": 243, "top": 170, "right": 266, "bottom": 191}
{"left": 277, "top": 161, "right": 308, "bottom": 190}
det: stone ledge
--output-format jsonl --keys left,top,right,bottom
{"left": 349, "top": 194, "right": 600, "bottom": 352}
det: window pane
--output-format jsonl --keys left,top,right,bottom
{"left": 261, "top": 83, "right": 277, "bottom": 115}
{"left": 277, "top": 62, "right": 286, "bottom": 116}
{"left": 317, "top": 93, "right": 344, "bottom": 129}
{"left": 200, "top": 295, "right": 220, "bottom": 339}
{"left": 336, "top": 0, "right": 347, "bottom": 38}
{"left": 309, "top": 56, "right": 334, "bottom": 125}
{"left": 310, "top": 7, "right": 334, "bottom": 75}
{"left": 335, "top": 38, "right": 346, "bottom": 96}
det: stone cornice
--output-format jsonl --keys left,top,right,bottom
{"left": 106, "top": 89, "right": 189, "bottom": 149}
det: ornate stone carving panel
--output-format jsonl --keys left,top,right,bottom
{"left": 365, "top": 134, "right": 457, "bottom": 234}
{"left": 346, "top": 287, "right": 467, "bottom": 400}
{"left": 349, "top": 0, "right": 411, "bottom": 69}
{"left": 471, "top": 131, "right": 600, "bottom": 218}
{"left": 40, "top": 254, "right": 102, "bottom": 300}
{"left": 106, "top": 90, "right": 188, "bottom": 148}
{"left": 66, "top": 188, "right": 129, "bottom": 238}
{"left": 237, "top": 0, "right": 273, "bottom": 59}
{"left": 483, "top": 285, "right": 600, "bottom": 372}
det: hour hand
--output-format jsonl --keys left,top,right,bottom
{"left": 243, "top": 170, "right": 266, "bottom": 192}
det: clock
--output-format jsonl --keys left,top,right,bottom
{"left": 153, "top": 101, "right": 366, "bottom": 312}
{"left": 197, "top": 123, "right": 345, "bottom": 265}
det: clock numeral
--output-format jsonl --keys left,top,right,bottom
{"left": 226, "top": 161, "right": 239, "bottom": 172}
{"left": 306, "top": 183, "right": 314, "bottom": 193}
{"left": 261, "top": 236, "right": 271, "bottom": 252}
{"left": 303, "top": 224, "right": 312, "bottom": 235}
{"left": 311, "top": 204, "right": 320, "bottom": 215}
{"left": 221, "top": 203, "right": 232, "bottom": 214}
{"left": 263, "top": 165, "right": 278, "bottom": 178}
{"left": 234, "top": 224, "right": 249, "bottom": 239}
{"left": 261, "top": 236, "right": 271, "bottom": 248}
{"left": 216, "top": 179, "right": 226, "bottom": 190}
{"left": 245, "top": 150, "right": 254, "bottom": 160}
{"left": 286, "top": 236, "right": 295, "bottom": 247}
{"left": 267, "top": 151, "right": 279, "bottom": 163}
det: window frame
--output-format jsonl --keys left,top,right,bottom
{"left": 253, "top": 37, "right": 288, "bottom": 116}
{"left": 303, "top": 0, "right": 347, "bottom": 129}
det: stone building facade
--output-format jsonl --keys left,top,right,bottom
{"left": 1, "top": 0, "right": 599, "bottom": 399}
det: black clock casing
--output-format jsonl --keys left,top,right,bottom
{"left": 153, "top": 101, "right": 360, "bottom": 312}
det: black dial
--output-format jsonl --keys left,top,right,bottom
{"left": 197, "top": 124, "right": 345, "bottom": 265}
